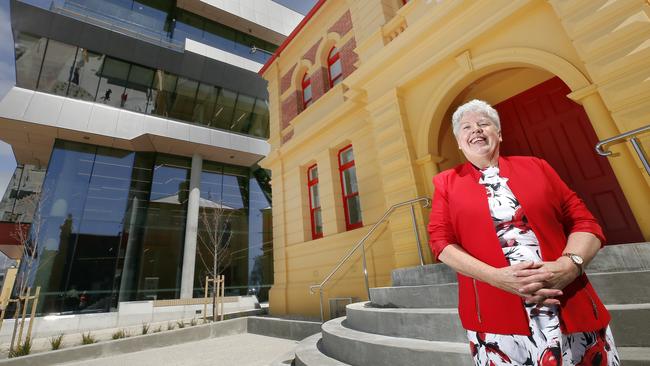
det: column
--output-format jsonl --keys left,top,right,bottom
{"left": 180, "top": 153, "right": 203, "bottom": 299}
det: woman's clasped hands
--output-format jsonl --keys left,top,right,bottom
{"left": 488, "top": 259, "right": 580, "bottom": 306}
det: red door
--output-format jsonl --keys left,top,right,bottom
{"left": 495, "top": 77, "right": 643, "bottom": 244}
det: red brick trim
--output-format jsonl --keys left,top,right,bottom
{"left": 280, "top": 64, "right": 297, "bottom": 95}
{"left": 328, "top": 10, "right": 353, "bottom": 36}
{"left": 340, "top": 37, "right": 358, "bottom": 79}
{"left": 303, "top": 39, "right": 322, "bottom": 64}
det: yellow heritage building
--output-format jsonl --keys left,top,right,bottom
{"left": 259, "top": 0, "right": 650, "bottom": 319}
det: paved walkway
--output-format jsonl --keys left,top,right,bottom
{"left": 57, "top": 333, "right": 298, "bottom": 366}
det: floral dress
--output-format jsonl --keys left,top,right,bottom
{"left": 466, "top": 166, "right": 619, "bottom": 366}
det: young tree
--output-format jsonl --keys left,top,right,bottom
{"left": 196, "top": 198, "right": 234, "bottom": 321}
{"left": 7, "top": 190, "right": 46, "bottom": 353}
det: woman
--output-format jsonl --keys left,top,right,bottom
{"left": 427, "top": 99, "right": 619, "bottom": 365}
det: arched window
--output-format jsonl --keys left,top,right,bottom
{"left": 327, "top": 46, "right": 342, "bottom": 88}
{"left": 301, "top": 73, "right": 312, "bottom": 109}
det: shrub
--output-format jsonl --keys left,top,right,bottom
{"left": 167, "top": 322, "right": 176, "bottom": 331}
{"left": 176, "top": 320, "right": 185, "bottom": 329}
{"left": 81, "top": 332, "right": 97, "bottom": 345}
{"left": 9, "top": 337, "right": 32, "bottom": 358}
{"left": 153, "top": 326, "right": 162, "bottom": 333}
{"left": 142, "top": 323, "right": 150, "bottom": 335}
{"left": 190, "top": 318, "right": 197, "bottom": 326}
{"left": 111, "top": 329, "right": 128, "bottom": 340}
{"left": 49, "top": 334, "right": 64, "bottom": 350}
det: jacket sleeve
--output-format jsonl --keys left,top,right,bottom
{"left": 427, "top": 173, "right": 458, "bottom": 260}
{"left": 538, "top": 158, "right": 606, "bottom": 246}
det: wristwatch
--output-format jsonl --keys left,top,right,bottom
{"left": 563, "top": 253, "right": 584, "bottom": 276}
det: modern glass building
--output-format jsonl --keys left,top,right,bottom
{"left": 0, "top": 0, "right": 303, "bottom": 315}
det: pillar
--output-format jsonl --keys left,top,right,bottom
{"left": 180, "top": 153, "right": 203, "bottom": 299}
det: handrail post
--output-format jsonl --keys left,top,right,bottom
{"left": 630, "top": 137, "right": 650, "bottom": 176}
{"left": 410, "top": 204, "right": 425, "bottom": 266}
{"left": 361, "top": 244, "right": 371, "bottom": 301}
{"left": 318, "top": 288, "right": 324, "bottom": 323}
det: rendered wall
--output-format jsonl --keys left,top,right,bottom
{"left": 261, "top": 0, "right": 650, "bottom": 319}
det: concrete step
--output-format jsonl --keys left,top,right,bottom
{"left": 347, "top": 301, "right": 648, "bottom": 348}
{"left": 587, "top": 242, "right": 650, "bottom": 272}
{"left": 294, "top": 334, "right": 350, "bottom": 366}
{"left": 345, "top": 302, "right": 465, "bottom": 342}
{"left": 321, "top": 316, "right": 471, "bottom": 366}
{"left": 391, "top": 263, "right": 456, "bottom": 286}
{"left": 370, "top": 283, "right": 458, "bottom": 308}
{"left": 607, "top": 303, "right": 650, "bottom": 347}
{"left": 371, "top": 270, "right": 650, "bottom": 308}
{"left": 618, "top": 347, "right": 650, "bottom": 366}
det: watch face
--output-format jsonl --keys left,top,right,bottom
{"left": 570, "top": 254, "right": 584, "bottom": 265}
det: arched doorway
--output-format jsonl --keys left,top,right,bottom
{"left": 493, "top": 76, "right": 643, "bottom": 244}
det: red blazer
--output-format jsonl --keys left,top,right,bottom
{"left": 427, "top": 156, "right": 610, "bottom": 335}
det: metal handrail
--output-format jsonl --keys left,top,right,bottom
{"left": 309, "top": 196, "right": 431, "bottom": 322}
{"left": 595, "top": 124, "right": 650, "bottom": 175}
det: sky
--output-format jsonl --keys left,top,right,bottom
{"left": 0, "top": 0, "right": 16, "bottom": 198}
{"left": 273, "top": 0, "right": 319, "bottom": 15}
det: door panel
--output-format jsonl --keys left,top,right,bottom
{"left": 495, "top": 77, "right": 643, "bottom": 244}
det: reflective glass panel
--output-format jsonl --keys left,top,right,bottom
{"left": 231, "top": 94, "right": 255, "bottom": 133}
{"left": 212, "top": 89, "right": 237, "bottom": 131}
{"left": 248, "top": 99, "right": 269, "bottom": 138}
{"left": 340, "top": 147, "right": 354, "bottom": 165}
{"left": 168, "top": 77, "right": 198, "bottom": 122}
{"left": 37, "top": 40, "right": 79, "bottom": 96}
{"left": 69, "top": 49, "right": 104, "bottom": 101}
{"left": 124, "top": 64, "right": 154, "bottom": 113}
{"left": 150, "top": 70, "right": 176, "bottom": 117}
{"left": 96, "top": 57, "right": 129, "bottom": 108}
{"left": 14, "top": 33, "right": 46, "bottom": 90}
{"left": 193, "top": 83, "right": 218, "bottom": 126}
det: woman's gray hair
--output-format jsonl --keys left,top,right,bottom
{"left": 451, "top": 99, "right": 501, "bottom": 137}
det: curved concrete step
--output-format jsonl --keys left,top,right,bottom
{"left": 371, "top": 270, "right": 650, "bottom": 308}
{"left": 294, "top": 333, "right": 350, "bottom": 366}
{"left": 391, "top": 263, "right": 456, "bottom": 286}
{"left": 370, "top": 283, "right": 458, "bottom": 308}
{"left": 321, "top": 317, "right": 471, "bottom": 366}
{"left": 345, "top": 302, "right": 465, "bottom": 342}
{"left": 346, "top": 301, "right": 648, "bottom": 348}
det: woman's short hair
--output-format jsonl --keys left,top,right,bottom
{"left": 451, "top": 99, "right": 501, "bottom": 137}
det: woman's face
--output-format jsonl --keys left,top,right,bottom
{"left": 456, "top": 110, "right": 501, "bottom": 166}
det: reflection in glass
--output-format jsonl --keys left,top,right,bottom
{"left": 150, "top": 70, "right": 176, "bottom": 117}
{"left": 96, "top": 57, "right": 129, "bottom": 108}
{"left": 124, "top": 64, "right": 154, "bottom": 113}
{"left": 37, "top": 40, "right": 80, "bottom": 97}
{"left": 212, "top": 89, "right": 237, "bottom": 131}
{"left": 168, "top": 77, "right": 198, "bottom": 122}
{"left": 138, "top": 155, "right": 190, "bottom": 300}
{"left": 15, "top": 32, "right": 270, "bottom": 138}
{"left": 193, "top": 83, "right": 218, "bottom": 126}
{"left": 19, "top": 141, "right": 273, "bottom": 314}
{"left": 14, "top": 33, "right": 47, "bottom": 90}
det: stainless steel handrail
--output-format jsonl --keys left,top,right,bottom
{"left": 309, "top": 196, "right": 431, "bottom": 322}
{"left": 595, "top": 124, "right": 650, "bottom": 175}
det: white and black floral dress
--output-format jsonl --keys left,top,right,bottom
{"left": 466, "top": 166, "right": 619, "bottom": 366}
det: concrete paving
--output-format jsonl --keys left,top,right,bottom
{"left": 56, "top": 333, "right": 298, "bottom": 366}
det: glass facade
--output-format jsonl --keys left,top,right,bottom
{"left": 21, "top": 140, "right": 272, "bottom": 315}
{"left": 13, "top": 32, "right": 270, "bottom": 138}
{"left": 20, "top": 0, "right": 277, "bottom": 63}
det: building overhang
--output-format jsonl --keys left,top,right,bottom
{"left": 0, "top": 87, "right": 269, "bottom": 168}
